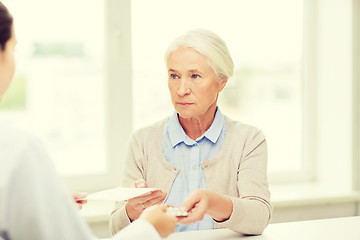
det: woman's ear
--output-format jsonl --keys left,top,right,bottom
{"left": 218, "top": 75, "right": 228, "bottom": 92}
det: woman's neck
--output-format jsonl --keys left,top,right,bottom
{"left": 178, "top": 105, "right": 217, "bottom": 141}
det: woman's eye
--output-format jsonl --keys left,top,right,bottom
{"left": 191, "top": 74, "right": 200, "bottom": 79}
{"left": 170, "top": 74, "right": 179, "bottom": 79}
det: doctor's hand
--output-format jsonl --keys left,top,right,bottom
{"left": 125, "top": 179, "right": 167, "bottom": 222}
{"left": 140, "top": 205, "right": 177, "bottom": 238}
{"left": 178, "top": 189, "right": 233, "bottom": 225}
{"left": 71, "top": 192, "right": 87, "bottom": 210}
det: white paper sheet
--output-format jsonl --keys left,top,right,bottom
{"left": 81, "top": 187, "right": 159, "bottom": 201}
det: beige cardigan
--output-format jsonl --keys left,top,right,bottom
{"left": 110, "top": 116, "right": 272, "bottom": 235}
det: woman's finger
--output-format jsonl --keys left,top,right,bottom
{"left": 143, "top": 195, "right": 166, "bottom": 208}
{"left": 72, "top": 192, "right": 87, "bottom": 200}
{"left": 76, "top": 199, "right": 87, "bottom": 204}
{"left": 128, "top": 190, "right": 164, "bottom": 207}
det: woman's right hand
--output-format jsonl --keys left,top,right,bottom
{"left": 139, "top": 205, "right": 177, "bottom": 238}
{"left": 125, "top": 179, "right": 167, "bottom": 221}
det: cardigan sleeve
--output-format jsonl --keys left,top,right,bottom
{"left": 110, "top": 133, "right": 146, "bottom": 235}
{"left": 215, "top": 130, "right": 272, "bottom": 234}
{"left": 110, "top": 119, "right": 175, "bottom": 236}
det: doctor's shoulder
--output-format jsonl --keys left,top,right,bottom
{"left": 0, "top": 123, "right": 46, "bottom": 165}
{"left": 0, "top": 123, "right": 48, "bottom": 189}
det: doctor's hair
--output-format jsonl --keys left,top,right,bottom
{"left": 164, "top": 29, "right": 234, "bottom": 82}
{"left": 0, "top": 1, "right": 13, "bottom": 51}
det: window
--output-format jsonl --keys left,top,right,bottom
{"left": 2, "top": 0, "right": 107, "bottom": 177}
{"left": 3, "top": 0, "right": 356, "bottom": 192}
{"left": 131, "top": 0, "right": 306, "bottom": 181}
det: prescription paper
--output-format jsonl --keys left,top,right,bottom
{"left": 82, "top": 187, "right": 159, "bottom": 201}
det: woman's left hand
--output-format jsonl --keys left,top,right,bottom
{"left": 178, "top": 189, "right": 233, "bottom": 225}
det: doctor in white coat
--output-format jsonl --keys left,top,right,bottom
{"left": 0, "top": 2, "right": 177, "bottom": 239}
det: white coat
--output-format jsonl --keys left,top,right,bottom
{"left": 0, "top": 123, "right": 160, "bottom": 240}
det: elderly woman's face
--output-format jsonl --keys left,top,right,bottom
{"left": 0, "top": 25, "right": 16, "bottom": 101}
{"left": 167, "top": 47, "right": 226, "bottom": 120}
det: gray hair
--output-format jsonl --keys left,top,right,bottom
{"left": 165, "top": 29, "right": 234, "bottom": 81}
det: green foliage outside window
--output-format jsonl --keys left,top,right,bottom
{"left": 0, "top": 75, "right": 26, "bottom": 110}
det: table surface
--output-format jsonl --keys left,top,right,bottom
{"left": 164, "top": 216, "right": 360, "bottom": 240}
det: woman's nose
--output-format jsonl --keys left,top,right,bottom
{"left": 177, "top": 79, "right": 191, "bottom": 96}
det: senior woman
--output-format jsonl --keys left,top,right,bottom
{"left": 110, "top": 29, "right": 272, "bottom": 235}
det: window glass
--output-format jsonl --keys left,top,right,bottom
{"left": 131, "top": 0, "right": 303, "bottom": 174}
{"left": 1, "top": 0, "right": 106, "bottom": 175}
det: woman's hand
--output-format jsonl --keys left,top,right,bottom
{"left": 71, "top": 192, "right": 87, "bottom": 210}
{"left": 139, "top": 205, "right": 177, "bottom": 238}
{"left": 178, "top": 189, "right": 233, "bottom": 224}
{"left": 125, "top": 179, "right": 167, "bottom": 221}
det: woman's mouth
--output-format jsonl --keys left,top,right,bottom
{"left": 177, "top": 102, "right": 193, "bottom": 106}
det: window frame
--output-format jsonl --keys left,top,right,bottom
{"left": 64, "top": 0, "right": 133, "bottom": 191}
{"left": 352, "top": 0, "right": 360, "bottom": 191}
{"left": 269, "top": 0, "right": 318, "bottom": 184}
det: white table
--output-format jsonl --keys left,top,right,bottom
{"left": 164, "top": 216, "right": 360, "bottom": 240}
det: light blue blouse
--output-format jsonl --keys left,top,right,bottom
{"left": 162, "top": 107, "right": 226, "bottom": 232}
